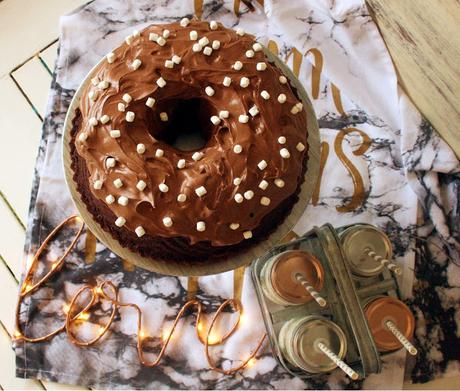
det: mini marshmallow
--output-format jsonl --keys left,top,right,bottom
{"left": 107, "top": 52, "right": 115, "bottom": 63}
{"left": 253, "top": 42, "right": 263, "bottom": 52}
{"left": 122, "top": 93, "right": 132, "bottom": 103}
{"left": 88, "top": 90, "right": 97, "bottom": 101}
{"left": 114, "top": 178, "right": 123, "bottom": 188}
{"left": 291, "top": 105, "right": 300, "bottom": 114}
{"left": 260, "top": 196, "right": 271, "bottom": 206}
{"left": 125, "top": 35, "right": 133, "bottom": 45}
{"left": 106, "top": 157, "right": 116, "bottom": 168}
{"left": 245, "top": 50, "right": 254, "bottom": 58}
{"left": 98, "top": 80, "right": 109, "bottom": 89}
{"left": 192, "top": 152, "right": 204, "bottom": 161}
{"left": 259, "top": 180, "right": 268, "bottom": 190}
{"left": 203, "top": 46, "right": 212, "bottom": 56}
{"left": 261, "top": 90, "right": 270, "bottom": 100}
{"left": 93, "top": 180, "right": 103, "bottom": 190}
{"left": 163, "top": 217, "right": 173, "bottom": 227}
{"left": 212, "top": 40, "right": 220, "bottom": 50}
{"left": 177, "top": 159, "right": 186, "bottom": 169}
{"left": 192, "top": 43, "right": 202, "bottom": 52}
{"left": 238, "top": 114, "right": 249, "bottom": 123}
{"left": 223, "top": 76, "right": 232, "bottom": 87}
{"left": 91, "top": 77, "right": 99, "bottom": 86}
{"left": 279, "top": 75, "right": 288, "bottom": 84}
{"left": 205, "top": 86, "right": 215, "bottom": 96}
{"left": 233, "top": 144, "right": 243, "bottom": 154}
{"left": 233, "top": 61, "right": 243, "bottom": 70}
{"left": 78, "top": 133, "right": 88, "bottom": 142}
{"left": 295, "top": 102, "right": 303, "bottom": 111}
{"left": 196, "top": 221, "right": 206, "bottom": 232}
{"left": 256, "top": 62, "right": 267, "bottom": 71}
{"left": 160, "top": 112, "right": 168, "bottom": 121}
{"left": 219, "top": 110, "right": 229, "bottom": 119}
{"left": 146, "top": 97, "right": 155, "bottom": 107}
{"left": 230, "top": 223, "right": 240, "bottom": 230}
{"left": 132, "top": 58, "right": 142, "bottom": 70}
{"left": 296, "top": 142, "right": 306, "bottom": 152}
{"left": 177, "top": 193, "right": 187, "bottom": 202}
{"left": 163, "top": 29, "right": 170, "bottom": 38}
{"left": 165, "top": 60, "right": 174, "bottom": 68}
{"left": 110, "top": 130, "right": 121, "bottom": 138}
{"left": 189, "top": 30, "right": 198, "bottom": 40}
{"left": 149, "top": 32, "right": 159, "bottom": 41}
{"left": 243, "top": 231, "right": 253, "bottom": 239}
{"left": 236, "top": 28, "right": 245, "bottom": 36}
{"left": 136, "top": 180, "right": 147, "bottom": 191}
{"left": 105, "top": 195, "right": 115, "bottom": 204}
{"left": 234, "top": 193, "right": 244, "bottom": 203}
{"left": 278, "top": 136, "right": 286, "bottom": 144}
{"left": 137, "top": 143, "right": 146, "bottom": 154}
{"left": 172, "top": 55, "right": 181, "bottom": 64}
{"left": 210, "top": 21, "right": 218, "bottom": 30}
{"left": 156, "top": 77, "right": 166, "bottom": 88}
{"left": 159, "top": 183, "right": 169, "bottom": 193}
{"left": 210, "top": 116, "right": 221, "bottom": 125}
{"left": 195, "top": 186, "right": 207, "bottom": 197}
{"left": 280, "top": 148, "right": 291, "bottom": 158}
{"left": 198, "top": 37, "right": 209, "bottom": 47}
{"left": 115, "top": 217, "right": 126, "bottom": 227}
{"left": 135, "top": 226, "right": 146, "bottom": 237}
{"left": 258, "top": 160, "right": 267, "bottom": 170}
{"left": 155, "top": 149, "right": 164, "bottom": 158}
{"left": 180, "top": 18, "right": 190, "bottom": 27}
{"left": 126, "top": 111, "right": 135, "bottom": 122}
{"left": 274, "top": 178, "right": 285, "bottom": 188}
{"left": 156, "top": 36, "right": 166, "bottom": 46}
{"left": 244, "top": 190, "right": 254, "bottom": 200}
{"left": 240, "top": 77, "right": 250, "bottom": 88}
{"left": 233, "top": 177, "right": 242, "bottom": 186}
{"left": 118, "top": 196, "right": 128, "bottom": 206}
{"left": 277, "top": 94, "right": 287, "bottom": 104}
{"left": 118, "top": 103, "right": 126, "bottom": 112}
{"left": 132, "top": 30, "right": 140, "bottom": 37}
{"left": 249, "top": 105, "right": 259, "bottom": 117}
{"left": 100, "top": 114, "right": 110, "bottom": 124}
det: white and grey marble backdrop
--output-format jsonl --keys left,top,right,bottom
{"left": 14, "top": 0, "right": 460, "bottom": 389}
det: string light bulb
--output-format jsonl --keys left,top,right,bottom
{"left": 246, "top": 358, "right": 256, "bottom": 368}
{"left": 207, "top": 332, "right": 220, "bottom": 345}
{"left": 62, "top": 303, "right": 70, "bottom": 314}
{"left": 139, "top": 330, "right": 146, "bottom": 339}
{"left": 77, "top": 312, "right": 90, "bottom": 321}
{"left": 13, "top": 330, "right": 22, "bottom": 339}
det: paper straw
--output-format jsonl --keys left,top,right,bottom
{"left": 385, "top": 320, "right": 417, "bottom": 355}
{"left": 365, "top": 249, "right": 402, "bottom": 275}
{"left": 316, "top": 342, "right": 359, "bottom": 380}
{"left": 294, "top": 273, "right": 327, "bottom": 307}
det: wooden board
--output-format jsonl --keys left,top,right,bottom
{"left": 62, "top": 47, "right": 321, "bottom": 277}
{"left": 366, "top": 0, "right": 460, "bottom": 158}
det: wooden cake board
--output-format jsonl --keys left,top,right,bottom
{"left": 63, "top": 47, "right": 320, "bottom": 277}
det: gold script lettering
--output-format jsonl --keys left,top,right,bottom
{"left": 334, "top": 128, "right": 371, "bottom": 212}
{"left": 312, "top": 141, "right": 330, "bottom": 206}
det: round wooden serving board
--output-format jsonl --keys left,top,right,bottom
{"left": 63, "top": 46, "right": 320, "bottom": 277}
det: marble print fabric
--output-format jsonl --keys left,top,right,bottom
{"left": 14, "top": 0, "right": 460, "bottom": 389}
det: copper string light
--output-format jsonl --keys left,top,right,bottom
{"left": 14, "top": 215, "right": 267, "bottom": 375}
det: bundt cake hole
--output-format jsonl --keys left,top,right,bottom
{"left": 150, "top": 97, "right": 217, "bottom": 152}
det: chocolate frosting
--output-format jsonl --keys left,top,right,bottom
{"left": 75, "top": 20, "right": 308, "bottom": 246}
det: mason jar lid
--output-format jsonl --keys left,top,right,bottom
{"left": 340, "top": 225, "right": 392, "bottom": 277}
{"left": 364, "top": 296, "right": 415, "bottom": 352}
{"left": 271, "top": 250, "right": 324, "bottom": 304}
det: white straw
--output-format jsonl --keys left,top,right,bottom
{"left": 365, "top": 249, "right": 402, "bottom": 275}
{"left": 294, "top": 273, "right": 327, "bottom": 307}
{"left": 385, "top": 320, "right": 417, "bottom": 355}
{"left": 317, "top": 342, "right": 359, "bottom": 380}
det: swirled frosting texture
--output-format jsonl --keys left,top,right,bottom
{"left": 75, "top": 20, "right": 308, "bottom": 246}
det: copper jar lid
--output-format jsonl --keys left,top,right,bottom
{"left": 271, "top": 250, "right": 324, "bottom": 304}
{"left": 340, "top": 225, "right": 393, "bottom": 277}
{"left": 364, "top": 296, "right": 415, "bottom": 352}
